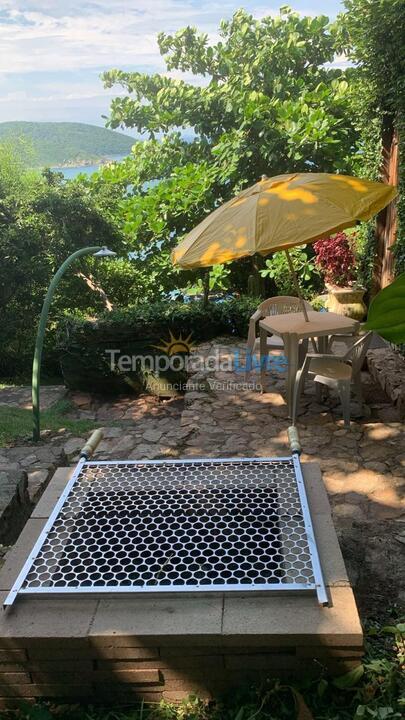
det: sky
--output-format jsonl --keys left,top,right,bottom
{"left": 0, "top": 1, "right": 345, "bottom": 134}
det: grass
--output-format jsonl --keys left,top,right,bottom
{"left": 2, "top": 615, "right": 404, "bottom": 720}
{"left": 0, "top": 399, "right": 97, "bottom": 446}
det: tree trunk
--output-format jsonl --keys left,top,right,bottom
{"left": 373, "top": 119, "right": 399, "bottom": 292}
{"left": 75, "top": 272, "right": 114, "bottom": 311}
{"left": 202, "top": 271, "right": 210, "bottom": 307}
{"left": 247, "top": 255, "right": 266, "bottom": 297}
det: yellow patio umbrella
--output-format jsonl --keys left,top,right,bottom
{"left": 171, "top": 172, "right": 397, "bottom": 320}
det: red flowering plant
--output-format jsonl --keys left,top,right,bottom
{"left": 313, "top": 232, "right": 358, "bottom": 288}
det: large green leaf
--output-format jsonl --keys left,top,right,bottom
{"left": 364, "top": 273, "right": 405, "bottom": 344}
{"left": 333, "top": 664, "right": 364, "bottom": 689}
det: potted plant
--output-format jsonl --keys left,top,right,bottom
{"left": 314, "top": 232, "right": 367, "bottom": 320}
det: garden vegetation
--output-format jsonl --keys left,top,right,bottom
{"left": 0, "top": 0, "right": 403, "bottom": 385}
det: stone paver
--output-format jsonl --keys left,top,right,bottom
{"left": 0, "top": 339, "right": 404, "bottom": 614}
{"left": 0, "top": 385, "right": 65, "bottom": 410}
{"left": 178, "top": 342, "right": 404, "bottom": 613}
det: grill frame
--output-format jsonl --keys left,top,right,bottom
{"left": 4, "top": 456, "right": 328, "bottom": 607}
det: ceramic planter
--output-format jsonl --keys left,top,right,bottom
{"left": 325, "top": 284, "right": 367, "bottom": 321}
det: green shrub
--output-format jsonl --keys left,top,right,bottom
{"left": 260, "top": 247, "right": 323, "bottom": 299}
{"left": 57, "top": 297, "right": 260, "bottom": 394}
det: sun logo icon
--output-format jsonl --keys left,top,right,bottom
{"left": 153, "top": 331, "right": 195, "bottom": 356}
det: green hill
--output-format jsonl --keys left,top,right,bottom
{"left": 0, "top": 121, "right": 135, "bottom": 167}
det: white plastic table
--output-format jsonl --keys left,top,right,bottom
{"left": 259, "top": 310, "right": 360, "bottom": 416}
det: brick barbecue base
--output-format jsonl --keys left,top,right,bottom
{"left": 0, "top": 463, "right": 363, "bottom": 709}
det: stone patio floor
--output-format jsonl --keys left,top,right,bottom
{"left": 0, "top": 338, "right": 404, "bottom": 616}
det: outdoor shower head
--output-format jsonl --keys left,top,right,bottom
{"left": 93, "top": 246, "right": 117, "bottom": 257}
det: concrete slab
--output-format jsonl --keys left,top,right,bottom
{"left": 31, "top": 467, "right": 73, "bottom": 519}
{"left": 311, "top": 515, "right": 350, "bottom": 587}
{"left": 0, "top": 519, "right": 46, "bottom": 591}
{"left": 0, "top": 593, "right": 98, "bottom": 646}
{"left": 302, "top": 463, "right": 332, "bottom": 515}
{"left": 93, "top": 646, "right": 159, "bottom": 660}
{"left": 89, "top": 597, "right": 224, "bottom": 646}
{"left": 222, "top": 586, "right": 362, "bottom": 647}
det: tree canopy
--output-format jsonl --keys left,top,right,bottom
{"left": 104, "top": 7, "right": 355, "bottom": 186}
{"left": 3, "top": 4, "right": 404, "bottom": 380}
{"left": 0, "top": 143, "right": 122, "bottom": 377}
{"left": 340, "top": 0, "right": 405, "bottom": 277}
{"left": 89, "top": 7, "right": 356, "bottom": 300}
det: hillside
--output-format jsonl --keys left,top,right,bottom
{"left": 0, "top": 121, "right": 135, "bottom": 167}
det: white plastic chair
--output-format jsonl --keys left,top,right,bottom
{"left": 245, "top": 296, "right": 313, "bottom": 378}
{"left": 292, "top": 331, "right": 373, "bottom": 428}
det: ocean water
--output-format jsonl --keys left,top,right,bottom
{"left": 51, "top": 154, "right": 127, "bottom": 180}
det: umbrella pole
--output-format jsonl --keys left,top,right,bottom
{"left": 285, "top": 249, "right": 309, "bottom": 322}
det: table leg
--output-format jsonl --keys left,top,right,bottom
{"left": 284, "top": 334, "right": 299, "bottom": 417}
{"left": 259, "top": 326, "right": 267, "bottom": 392}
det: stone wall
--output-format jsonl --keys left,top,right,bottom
{"left": 367, "top": 347, "right": 405, "bottom": 420}
{"left": 0, "top": 469, "right": 30, "bottom": 546}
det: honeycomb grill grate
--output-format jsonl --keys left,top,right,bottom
{"left": 17, "top": 459, "right": 322, "bottom": 594}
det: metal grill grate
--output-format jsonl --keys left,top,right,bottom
{"left": 5, "top": 458, "right": 327, "bottom": 606}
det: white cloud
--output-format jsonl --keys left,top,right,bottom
{"left": 0, "top": 1, "right": 241, "bottom": 74}
{"left": 0, "top": 1, "right": 345, "bottom": 124}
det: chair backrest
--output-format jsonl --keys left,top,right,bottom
{"left": 344, "top": 331, "right": 373, "bottom": 374}
{"left": 258, "top": 296, "right": 313, "bottom": 317}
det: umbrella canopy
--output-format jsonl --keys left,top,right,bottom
{"left": 171, "top": 173, "right": 397, "bottom": 269}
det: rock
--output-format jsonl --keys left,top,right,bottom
{"left": 19, "top": 454, "right": 38, "bottom": 467}
{"left": 102, "top": 427, "right": 124, "bottom": 438}
{"left": 27, "top": 469, "right": 50, "bottom": 503}
{"left": 186, "top": 379, "right": 212, "bottom": 394}
{"left": 344, "top": 492, "right": 365, "bottom": 505}
{"left": 185, "top": 391, "right": 211, "bottom": 404}
{"left": 0, "top": 469, "right": 30, "bottom": 544}
{"left": 63, "top": 437, "right": 85, "bottom": 461}
{"left": 165, "top": 427, "right": 193, "bottom": 441}
{"left": 360, "top": 443, "right": 397, "bottom": 461}
{"left": 70, "top": 392, "right": 92, "bottom": 407}
{"left": 363, "top": 461, "right": 389, "bottom": 473}
{"left": 367, "top": 347, "right": 405, "bottom": 420}
{"left": 128, "top": 443, "right": 159, "bottom": 460}
{"left": 0, "top": 463, "right": 20, "bottom": 472}
{"left": 142, "top": 428, "right": 164, "bottom": 443}
{"left": 341, "top": 468, "right": 383, "bottom": 495}
{"left": 395, "top": 531, "right": 405, "bottom": 546}
{"left": 332, "top": 503, "right": 366, "bottom": 522}
{"left": 377, "top": 406, "right": 401, "bottom": 422}
{"left": 363, "top": 423, "right": 402, "bottom": 441}
{"left": 6, "top": 446, "right": 36, "bottom": 462}
{"left": 111, "top": 434, "right": 137, "bottom": 455}
{"left": 79, "top": 411, "right": 96, "bottom": 420}
{"left": 369, "top": 486, "right": 404, "bottom": 520}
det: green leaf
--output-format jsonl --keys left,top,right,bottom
{"left": 382, "top": 623, "right": 405, "bottom": 635}
{"left": 333, "top": 664, "right": 364, "bottom": 689}
{"left": 317, "top": 678, "right": 328, "bottom": 698}
{"left": 364, "top": 273, "right": 405, "bottom": 343}
{"left": 382, "top": 625, "right": 400, "bottom": 635}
